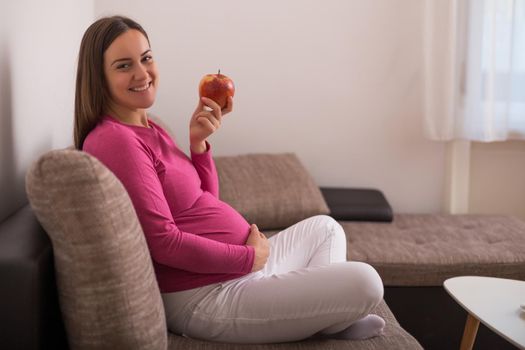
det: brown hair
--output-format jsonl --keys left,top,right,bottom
{"left": 74, "top": 16, "right": 150, "bottom": 149}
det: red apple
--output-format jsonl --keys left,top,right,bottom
{"left": 198, "top": 70, "right": 235, "bottom": 109}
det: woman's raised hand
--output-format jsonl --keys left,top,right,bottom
{"left": 189, "top": 96, "right": 233, "bottom": 153}
{"left": 246, "top": 224, "right": 270, "bottom": 272}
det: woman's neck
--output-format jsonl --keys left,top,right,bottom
{"left": 107, "top": 104, "right": 149, "bottom": 128}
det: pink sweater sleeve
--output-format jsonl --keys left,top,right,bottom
{"left": 190, "top": 141, "right": 219, "bottom": 198}
{"left": 84, "top": 131, "right": 254, "bottom": 275}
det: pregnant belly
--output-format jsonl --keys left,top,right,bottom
{"left": 174, "top": 191, "right": 251, "bottom": 245}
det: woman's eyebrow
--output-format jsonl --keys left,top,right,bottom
{"left": 111, "top": 49, "right": 152, "bottom": 66}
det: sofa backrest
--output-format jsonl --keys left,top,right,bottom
{"left": 26, "top": 149, "right": 167, "bottom": 350}
{"left": 215, "top": 153, "right": 330, "bottom": 230}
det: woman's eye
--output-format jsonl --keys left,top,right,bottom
{"left": 143, "top": 55, "right": 153, "bottom": 62}
{"left": 117, "top": 63, "right": 130, "bottom": 70}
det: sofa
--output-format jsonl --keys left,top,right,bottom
{"left": 0, "top": 149, "right": 422, "bottom": 350}
{"left": 2, "top": 147, "right": 524, "bottom": 349}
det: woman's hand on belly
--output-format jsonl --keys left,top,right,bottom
{"left": 246, "top": 224, "right": 270, "bottom": 272}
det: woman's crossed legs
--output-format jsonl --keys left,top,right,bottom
{"left": 163, "top": 215, "right": 384, "bottom": 344}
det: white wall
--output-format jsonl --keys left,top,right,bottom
{"left": 94, "top": 0, "right": 447, "bottom": 213}
{"left": 0, "top": 1, "right": 449, "bottom": 221}
{"left": 469, "top": 141, "right": 525, "bottom": 221}
{"left": 1, "top": 1, "right": 522, "bottom": 224}
{"left": 0, "top": 1, "right": 93, "bottom": 221}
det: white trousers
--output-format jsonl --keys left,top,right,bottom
{"left": 162, "top": 215, "right": 384, "bottom": 344}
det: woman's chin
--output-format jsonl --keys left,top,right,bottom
{"left": 131, "top": 97, "right": 156, "bottom": 109}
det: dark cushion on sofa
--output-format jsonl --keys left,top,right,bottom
{"left": 320, "top": 188, "right": 393, "bottom": 222}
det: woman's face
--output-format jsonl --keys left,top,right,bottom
{"left": 103, "top": 29, "right": 158, "bottom": 113}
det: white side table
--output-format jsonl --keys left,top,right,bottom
{"left": 444, "top": 276, "right": 525, "bottom": 350}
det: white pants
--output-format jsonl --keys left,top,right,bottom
{"left": 162, "top": 215, "right": 384, "bottom": 344}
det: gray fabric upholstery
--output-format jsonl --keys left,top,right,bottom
{"left": 215, "top": 153, "right": 330, "bottom": 230}
{"left": 26, "top": 150, "right": 167, "bottom": 350}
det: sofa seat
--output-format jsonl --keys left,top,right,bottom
{"left": 340, "top": 214, "right": 525, "bottom": 286}
{"left": 168, "top": 300, "right": 421, "bottom": 349}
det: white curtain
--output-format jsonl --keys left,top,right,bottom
{"left": 424, "top": 0, "right": 525, "bottom": 141}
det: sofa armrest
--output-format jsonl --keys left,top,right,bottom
{"left": 0, "top": 205, "right": 67, "bottom": 350}
{"left": 320, "top": 187, "right": 393, "bottom": 222}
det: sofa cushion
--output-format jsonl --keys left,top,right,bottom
{"left": 320, "top": 188, "right": 393, "bottom": 222}
{"left": 167, "top": 299, "right": 422, "bottom": 349}
{"left": 215, "top": 153, "right": 330, "bottom": 230}
{"left": 342, "top": 214, "right": 525, "bottom": 286}
{"left": 26, "top": 149, "right": 167, "bottom": 350}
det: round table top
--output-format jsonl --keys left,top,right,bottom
{"left": 444, "top": 276, "right": 525, "bottom": 349}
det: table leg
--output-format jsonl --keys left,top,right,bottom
{"left": 460, "top": 313, "right": 480, "bottom": 350}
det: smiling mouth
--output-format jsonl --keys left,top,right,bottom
{"left": 129, "top": 82, "right": 152, "bottom": 92}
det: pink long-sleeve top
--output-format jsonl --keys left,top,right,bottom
{"left": 83, "top": 115, "right": 255, "bottom": 292}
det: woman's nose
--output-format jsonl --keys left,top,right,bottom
{"left": 134, "top": 63, "right": 149, "bottom": 81}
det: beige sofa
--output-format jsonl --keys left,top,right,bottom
{"left": 22, "top": 149, "right": 422, "bottom": 350}
{"left": 4, "top": 141, "right": 524, "bottom": 349}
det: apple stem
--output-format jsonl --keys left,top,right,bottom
{"left": 218, "top": 69, "right": 220, "bottom": 75}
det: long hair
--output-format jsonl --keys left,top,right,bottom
{"left": 74, "top": 16, "right": 149, "bottom": 149}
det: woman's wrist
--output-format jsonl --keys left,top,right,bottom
{"left": 190, "top": 140, "right": 207, "bottom": 154}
